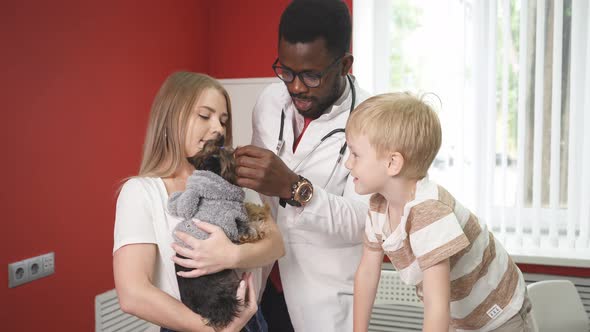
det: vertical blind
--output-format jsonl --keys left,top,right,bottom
{"left": 354, "top": 0, "right": 590, "bottom": 260}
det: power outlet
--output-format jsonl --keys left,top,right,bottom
{"left": 8, "top": 261, "right": 28, "bottom": 288}
{"left": 8, "top": 252, "right": 55, "bottom": 288}
{"left": 27, "top": 256, "right": 42, "bottom": 279}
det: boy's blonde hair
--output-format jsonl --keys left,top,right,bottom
{"left": 139, "top": 72, "right": 233, "bottom": 178}
{"left": 346, "top": 92, "right": 441, "bottom": 179}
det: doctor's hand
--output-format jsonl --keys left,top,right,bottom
{"left": 234, "top": 145, "right": 298, "bottom": 198}
{"left": 171, "top": 221, "right": 239, "bottom": 278}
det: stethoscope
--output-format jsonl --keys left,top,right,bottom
{"left": 276, "top": 75, "right": 356, "bottom": 188}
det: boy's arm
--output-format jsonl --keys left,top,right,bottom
{"left": 353, "top": 245, "right": 384, "bottom": 332}
{"left": 421, "top": 258, "right": 451, "bottom": 332}
{"left": 406, "top": 200, "right": 469, "bottom": 331}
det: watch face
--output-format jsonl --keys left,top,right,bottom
{"left": 299, "top": 184, "right": 313, "bottom": 202}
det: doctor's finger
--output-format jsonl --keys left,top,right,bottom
{"left": 235, "top": 165, "right": 265, "bottom": 180}
{"left": 234, "top": 145, "right": 270, "bottom": 158}
{"left": 235, "top": 155, "right": 266, "bottom": 169}
{"left": 235, "top": 177, "right": 263, "bottom": 192}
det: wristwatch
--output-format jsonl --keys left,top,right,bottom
{"left": 279, "top": 175, "right": 314, "bottom": 207}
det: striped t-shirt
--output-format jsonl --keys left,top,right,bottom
{"left": 364, "top": 177, "right": 525, "bottom": 331}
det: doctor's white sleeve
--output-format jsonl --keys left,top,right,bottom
{"left": 249, "top": 87, "right": 368, "bottom": 246}
{"left": 294, "top": 174, "right": 369, "bottom": 246}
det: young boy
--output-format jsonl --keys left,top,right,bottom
{"left": 346, "top": 93, "right": 535, "bottom": 332}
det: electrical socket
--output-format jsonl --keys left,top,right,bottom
{"left": 8, "top": 261, "right": 28, "bottom": 288}
{"left": 8, "top": 252, "right": 55, "bottom": 288}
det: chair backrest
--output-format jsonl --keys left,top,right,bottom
{"left": 375, "top": 270, "right": 423, "bottom": 307}
{"left": 527, "top": 280, "right": 590, "bottom": 332}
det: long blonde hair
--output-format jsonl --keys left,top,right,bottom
{"left": 138, "top": 72, "right": 233, "bottom": 178}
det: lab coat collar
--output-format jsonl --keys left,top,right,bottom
{"left": 321, "top": 74, "right": 353, "bottom": 120}
{"left": 279, "top": 75, "right": 358, "bottom": 170}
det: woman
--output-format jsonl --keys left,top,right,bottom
{"left": 113, "top": 72, "right": 284, "bottom": 332}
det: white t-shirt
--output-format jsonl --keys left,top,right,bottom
{"left": 113, "top": 177, "right": 264, "bottom": 324}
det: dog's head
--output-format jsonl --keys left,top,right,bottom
{"left": 187, "top": 136, "right": 236, "bottom": 185}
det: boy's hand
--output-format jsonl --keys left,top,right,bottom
{"left": 234, "top": 145, "right": 299, "bottom": 198}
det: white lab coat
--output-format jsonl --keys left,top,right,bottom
{"left": 251, "top": 77, "right": 371, "bottom": 332}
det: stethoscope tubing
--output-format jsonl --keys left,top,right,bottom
{"left": 277, "top": 75, "right": 356, "bottom": 187}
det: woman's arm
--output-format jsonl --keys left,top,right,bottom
{"left": 114, "top": 243, "right": 256, "bottom": 332}
{"left": 421, "top": 258, "right": 451, "bottom": 332}
{"left": 172, "top": 216, "right": 285, "bottom": 278}
{"left": 353, "top": 246, "right": 384, "bottom": 332}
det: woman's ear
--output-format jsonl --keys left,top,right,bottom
{"left": 386, "top": 152, "right": 404, "bottom": 177}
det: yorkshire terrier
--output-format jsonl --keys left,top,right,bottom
{"left": 167, "top": 136, "right": 269, "bottom": 330}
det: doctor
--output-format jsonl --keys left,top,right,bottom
{"left": 234, "top": 1, "right": 371, "bottom": 331}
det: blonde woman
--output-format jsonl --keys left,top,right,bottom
{"left": 113, "top": 72, "right": 284, "bottom": 332}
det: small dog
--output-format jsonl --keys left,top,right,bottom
{"left": 167, "top": 137, "right": 268, "bottom": 330}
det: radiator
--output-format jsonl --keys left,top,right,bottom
{"left": 95, "top": 289, "right": 151, "bottom": 332}
{"left": 369, "top": 271, "right": 590, "bottom": 331}
{"left": 94, "top": 271, "right": 590, "bottom": 332}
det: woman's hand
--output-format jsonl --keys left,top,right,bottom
{"left": 221, "top": 272, "right": 258, "bottom": 332}
{"left": 171, "top": 221, "right": 239, "bottom": 278}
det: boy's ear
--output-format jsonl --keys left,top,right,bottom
{"left": 386, "top": 152, "right": 404, "bottom": 177}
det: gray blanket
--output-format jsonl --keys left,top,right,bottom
{"left": 168, "top": 170, "right": 248, "bottom": 249}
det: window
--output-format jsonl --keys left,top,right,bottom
{"left": 353, "top": 0, "right": 590, "bottom": 261}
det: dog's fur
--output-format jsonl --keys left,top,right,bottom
{"left": 169, "top": 137, "right": 269, "bottom": 330}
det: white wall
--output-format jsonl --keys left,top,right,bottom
{"left": 220, "top": 77, "right": 279, "bottom": 147}
{"left": 220, "top": 77, "right": 279, "bottom": 203}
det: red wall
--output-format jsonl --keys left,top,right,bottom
{"left": 208, "top": 1, "right": 290, "bottom": 78}
{"left": 208, "top": 0, "right": 353, "bottom": 78}
{"left": 0, "top": 0, "right": 367, "bottom": 330}
{"left": 0, "top": 1, "right": 209, "bottom": 330}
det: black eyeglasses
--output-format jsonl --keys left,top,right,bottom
{"left": 272, "top": 56, "right": 343, "bottom": 88}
